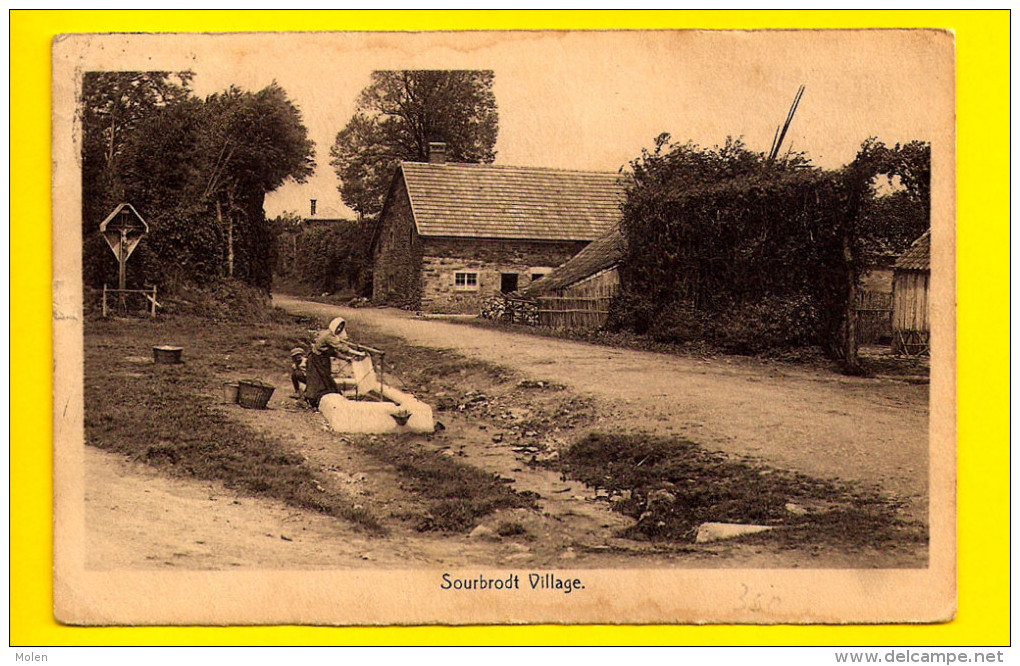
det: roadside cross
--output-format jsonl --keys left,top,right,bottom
{"left": 99, "top": 203, "right": 149, "bottom": 294}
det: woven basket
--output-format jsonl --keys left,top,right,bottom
{"left": 153, "top": 345, "right": 183, "bottom": 364}
{"left": 237, "top": 379, "right": 275, "bottom": 409}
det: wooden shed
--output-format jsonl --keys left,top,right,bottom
{"left": 524, "top": 226, "right": 626, "bottom": 329}
{"left": 891, "top": 230, "right": 930, "bottom": 355}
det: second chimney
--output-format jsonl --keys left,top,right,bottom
{"left": 428, "top": 142, "right": 447, "bottom": 164}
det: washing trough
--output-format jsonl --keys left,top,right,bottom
{"left": 319, "top": 356, "right": 435, "bottom": 434}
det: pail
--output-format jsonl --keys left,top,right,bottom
{"left": 223, "top": 381, "right": 240, "bottom": 404}
{"left": 153, "top": 345, "right": 183, "bottom": 364}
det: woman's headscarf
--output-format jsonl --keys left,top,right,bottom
{"left": 327, "top": 316, "right": 348, "bottom": 340}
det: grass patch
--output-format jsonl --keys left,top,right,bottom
{"left": 84, "top": 315, "right": 384, "bottom": 534}
{"left": 559, "top": 433, "right": 924, "bottom": 548}
{"left": 348, "top": 435, "right": 538, "bottom": 532}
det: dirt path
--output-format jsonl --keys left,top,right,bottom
{"left": 274, "top": 295, "right": 929, "bottom": 522}
{"left": 86, "top": 445, "right": 520, "bottom": 569}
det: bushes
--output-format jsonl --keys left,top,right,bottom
{"left": 615, "top": 151, "right": 871, "bottom": 360}
{"left": 157, "top": 278, "right": 284, "bottom": 323}
{"left": 275, "top": 219, "right": 374, "bottom": 296}
{"left": 141, "top": 206, "right": 225, "bottom": 290}
{"left": 612, "top": 136, "right": 929, "bottom": 365}
{"left": 614, "top": 295, "right": 820, "bottom": 355}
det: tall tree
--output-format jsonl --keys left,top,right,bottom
{"left": 81, "top": 71, "right": 195, "bottom": 287}
{"left": 199, "top": 83, "right": 315, "bottom": 287}
{"left": 80, "top": 71, "right": 194, "bottom": 232}
{"left": 82, "top": 75, "right": 314, "bottom": 292}
{"left": 330, "top": 70, "right": 499, "bottom": 217}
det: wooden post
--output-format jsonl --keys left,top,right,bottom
{"left": 102, "top": 284, "right": 107, "bottom": 318}
{"left": 151, "top": 285, "right": 158, "bottom": 318}
{"left": 217, "top": 201, "right": 234, "bottom": 278}
{"left": 118, "top": 228, "right": 127, "bottom": 310}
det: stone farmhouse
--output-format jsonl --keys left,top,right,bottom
{"left": 371, "top": 143, "right": 626, "bottom": 313}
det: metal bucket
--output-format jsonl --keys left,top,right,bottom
{"left": 223, "top": 381, "right": 240, "bottom": 404}
{"left": 153, "top": 345, "right": 183, "bottom": 364}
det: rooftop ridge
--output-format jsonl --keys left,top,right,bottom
{"left": 401, "top": 161, "right": 627, "bottom": 178}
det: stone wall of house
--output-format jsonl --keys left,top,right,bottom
{"left": 419, "top": 238, "right": 587, "bottom": 313}
{"left": 372, "top": 177, "right": 423, "bottom": 307}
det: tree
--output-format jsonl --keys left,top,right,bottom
{"left": 330, "top": 70, "right": 499, "bottom": 217}
{"left": 81, "top": 71, "right": 195, "bottom": 287}
{"left": 82, "top": 75, "right": 315, "bottom": 292}
{"left": 626, "top": 134, "right": 807, "bottom": 198}
{"left": 198, "top": 83, "right": 315, "bottom": 288}
{"left": 614, "top": 134, "right": 878, "bottom": 370}
{"left": 854, "top": 138, "right": 931, "bottom": 256}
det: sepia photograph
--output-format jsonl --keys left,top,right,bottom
{"left": 51, "top": 28, "right": 955, "bottom": 626}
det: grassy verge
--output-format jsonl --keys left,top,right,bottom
{"left": 348, "top": 435, "right": 538, "bottom": 532}
{"left": 85, "top": 310, "right": 538, "bottom": 537}
{"left": 559, "top": 433, "right": 926, "bottom": 549}
{"left": 84, "top": 315, "right": 384, "bottom": 534}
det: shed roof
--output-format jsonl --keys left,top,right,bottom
{"left": 526, "top": 226, "right": 626, "bottom": 296}
{"left": 894, "top": 229, "right": 930, "bottom": 271}
{"left": 400, "top": 162, "right": 626, "bottom": 241}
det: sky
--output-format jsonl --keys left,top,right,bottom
{"left": 167, "top": 30, "right": 954, "bottom": 219}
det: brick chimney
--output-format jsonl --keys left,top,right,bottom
{"left": 428, "top": 142, "right": 447, "bottom": 164}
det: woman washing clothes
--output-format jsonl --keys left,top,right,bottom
{"left": 304, "top": 316, "right": 365, "bottom": 408}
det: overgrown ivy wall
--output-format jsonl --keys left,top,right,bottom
{"left": 612, "top": 167, "right": 871, "bottom": 359}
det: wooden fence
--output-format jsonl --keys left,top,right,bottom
{"left": 855, "top": 290, "right": 893, "bottom": 344}
{"left": 102, "top": 284, "right": 161, "bottom": 318}
{"left": 537, "top": 295, "right": 612, "bottom": 330}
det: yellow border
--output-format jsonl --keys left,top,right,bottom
{"left": 12, "top": 9, "right": 1009, "bottom": 646}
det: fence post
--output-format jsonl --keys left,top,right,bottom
{"left": 102, "top": 284, "right": 107, "bottom": 318}
{"left": 151, "top": 285, "right": 158, "bottom": 317}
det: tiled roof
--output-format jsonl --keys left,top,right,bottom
{"left": 894, "top": 230, "right": 930, "bottom": 271}
{"left": 526, "top": 226, "right": 626, "bottom": 295}
{"left": 400, "top": 162, "right": 626, "bottom": 241}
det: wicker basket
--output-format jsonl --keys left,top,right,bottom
{"left": 237, "top": 379, "right": 275, "bottom": 409}
{"left": 153, "top": 345, "right": 183, "bottom": 364}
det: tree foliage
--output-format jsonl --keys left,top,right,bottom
{"left": 81, "top": 71, "right": 195, "bottom": 238}
{"left": 330, "top": 70, "right": 499, "bottom": 217}
{"left": 81, "top": 73, "right": 315, "bottom": 292}
{"left": 854, "top": 138, "right": 931, "bottom": 256}
{"left": 275, "top": 219, "right": 375, "bottom": 296}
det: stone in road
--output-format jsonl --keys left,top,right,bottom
{"left": 274, "top": 295, "right": 929, "bottom": 520}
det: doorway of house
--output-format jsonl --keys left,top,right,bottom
{"left": 500, "top": 273, "right": 519, "bottom": 294}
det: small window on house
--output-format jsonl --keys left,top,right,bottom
{"left": 454, "top": 272, "right": 478, "bottom": 291}
{"left": 530, "top": 273, "right": 546, "bottom": 282}
{"left": 500, "top": 273, "right": 519, "bottom": 293}
{"left": 310, "top": 199, "right": 317, "bottom": 216}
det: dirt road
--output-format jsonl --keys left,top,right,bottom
{"left": 274, "top": 295, "right": 929, "bottom": 520}
{"left": 85, "top": 446, "right": 509, "bottom": 569}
